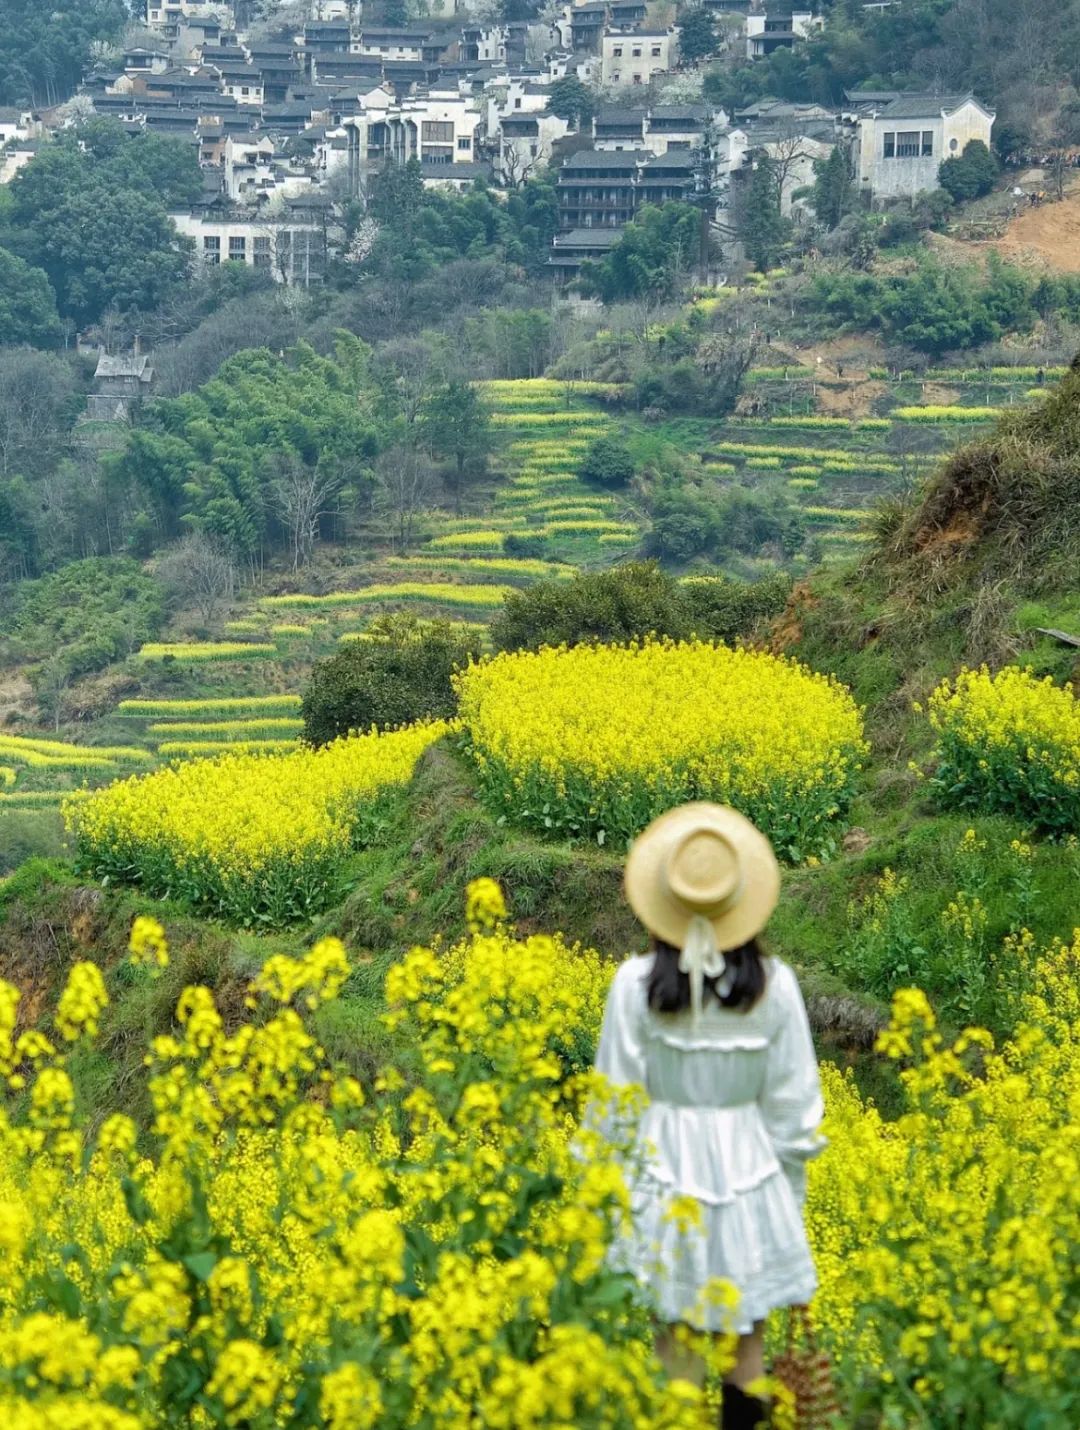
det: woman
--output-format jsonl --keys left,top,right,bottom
{"left": 593, "top": 802, "right": 824, "bottom": 1429}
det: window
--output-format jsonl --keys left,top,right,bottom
{"left": 241, "top": 85, "right": 249, "bottom": 95}
{"left": 632, "top": 72, "right": 642, "bottom": 83}
{"left": 203, "top": 235, "right": 220, "bottom": 265}
{"left": 921, "top": 130, "right": 933, "bottom": 156}
{"left": 253, "top": 235, "right": 271, "bottom": 268}
{"left": 514, "top": 97, "right": 522, "bottom": 108}
{"left": 613, "top": 71, "right": 620, "bottom": 82}
{"left": 422, "top": 121, "right": 454, "bottom": 143}
{"left": 632, "top": 46, "right": 641, "bottom": 56}
{"left": 896, "top": 130, "right": 921, "bottom": 157}
{"left": 883, "top": 131, "right": 895, "bottom": 158}
{"left": 651, "top": 45, "right": 661, "bottom": 56}
{"left": 228, "top": 235, "right": 246, "bottom": 259}
{"left": 613, "top": 45, "right": 623, "bottom": 56}
{"left": 457, "top": 136, "right": 471, "bottom": 150}
{"left": 949, "top": 136, "right": 959, "bottom": 152}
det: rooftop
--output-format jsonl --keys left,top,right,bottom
{"left": 876, "top": 92, "right": 989, "bottom": 119}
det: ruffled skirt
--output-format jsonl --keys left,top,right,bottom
{"left": 611, "top": 1102, "right": 817, "bottom": 1334}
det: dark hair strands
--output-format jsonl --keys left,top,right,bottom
{"left": 645, "top": 938, "right": 767, "bottom": 1014}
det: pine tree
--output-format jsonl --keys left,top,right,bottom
{"left": 811, "top": 146, "right": 854, "bottom": 231}
{"left": 741, "top": 155, "right": 790, "bottom": 272}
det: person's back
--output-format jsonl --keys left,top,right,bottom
{"left": 591, "top": 803, "right": 824, "bottom": 1429}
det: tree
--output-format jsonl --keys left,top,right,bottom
{"left": 374, "top": 445, "right": 438, "bottom": 552}
{"left": 677, "top": 7, "right": 719, "bottom": 63}
{"left": 270, "top": 455, "right": 346, "bottom": 571}
{"left": 155, "top": 532, "right": 238, "bottom": 624}
{"left": 0, "top": 348, "right": 78, "bottom": 480}
{"left": 420, "top": 381, "right": 494, "bottom": 505}
{"left": 811, "top": 146, "right": 854, "bottom": 231}
{"left": 7, "top": 123, "right": 201, "bottom": 325}
{"left": 937, "top": 139, "right": 998, "bottom": 203}
{"left": 0, "top": 247, "right": 63, "bottom": 347}
{"left": 741, "top": 154, "right": 790, "bottom": 272}
{"left": 579, "top": 203, "right": 703, "bottom": 302}
{"left": 546, "top": 76, "right": 597, "bottom": 129}
{"left": 579, "top": 437, "right": 636, "bottom": 490}
{"left": 0, "top": 0, "right": 127, "bottom": 107}
{"left": 301, "top": 614, "right": 480, "bottom": 746}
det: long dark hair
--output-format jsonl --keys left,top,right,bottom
{"left": 646, "top": 937, "right": 767, "bottom": 1014}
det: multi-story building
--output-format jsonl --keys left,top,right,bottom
{"left": 848, "top": 92, "right": 995, "bottom": 201}
{"left": 170, "top": 194, "right": 330, "bottom": 286}
{"left": 556, "top": 146, "right": 699, "bottom": 230}
{"left": 745, "top": 5, "right": 821, "bottom": 60}
{"left": 600, "top": 29, "right": 677, "bottom": 89}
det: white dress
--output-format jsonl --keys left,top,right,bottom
{"left": 592, "top": 953, "right": 825, "bottom": 1335}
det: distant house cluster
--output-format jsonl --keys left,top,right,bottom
{"left": 0, "top": 0, "right": 994, "bottom": 286}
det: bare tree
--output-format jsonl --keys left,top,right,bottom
{"left": 500, "top": 139, "right": 542, "bottom": 189}
{"left": 764, "top": 123, "right": 815, "bottom": 211}
{"left": 374, "top": 445, "right": 438, "bottom": 552}
{"left": 270, "top": 457, "right": 344, "bottom": 570}
{"left": 156, "top": 531, "right": 239, "bottom": 624}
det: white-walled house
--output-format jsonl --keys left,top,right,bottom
{"left": 852, "top": 93, "right": 995, "bottom": 201}
{"left": 745, "top": 7, "right": 821, "bottom": 60}
{"left": 600, "top": 30, "right": 677, "bottom": 89}
{"left": 170, "top": 199, "right": 329, "bottom": 286}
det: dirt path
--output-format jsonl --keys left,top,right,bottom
{"left": 985, "top": 188, "right": 1080, "bottom": 273}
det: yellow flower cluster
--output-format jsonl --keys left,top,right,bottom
{"left": 117, "top": 696, "right": 302, "bottom": 718}
{"left": 136, "top": 642, "right": 278, "bottom": 662}
{"left": 0, "top": 894, "right": 722, "bottom": 1430}
{"left": 68, "top": 722, "right": 448, "bottom": 924}
{"left": 146, "top": 718, "right": 303, "bottom": 740}
{"left": 0, "top": 734, "right": 149, "bottom": 771}
{"left": 808, "top": 933, "right": 1080, "bottom": 1421}
{"left": 260, "top": 583, "right": 512, "bottom": 611}
{"left": 926, "top": 664, "right": 1080, "bottom": 833}
{"left": 892, "top": 405, "right": 1002, "bottom": 422}
{"left": 386, "top": 555, "right": 573, "bottom": 581}
{"left": 454, "top": 640, "right": 867, "bottom": 858}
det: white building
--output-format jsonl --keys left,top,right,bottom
{"left": 600, "top": 29, "right": 677, "bottom": 89}
{"left": 745, "top": 7, "right": 821, "bottom": 61}
{"left": 170, "top": 201, "right": 329, "bottom": 286}
{"left": 851, "top": 93, "right": 995, "bottom": 201}
{"left": 384, "top": 89, "right": 483, "bottom": 167}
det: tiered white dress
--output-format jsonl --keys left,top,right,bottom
{"left": 593, "top": 954, "right": 824, "bottom": 1334}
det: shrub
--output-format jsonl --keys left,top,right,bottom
{"left": 926, "top": 665, "right": 1080, "bottom": 834}
{"left": 578, "top": 436, "right": 636, "bottom": 490}
{"left": 681, "top": 571, "right": 792, "bottom": 644}
{"left": 491, "top": 562, "right": 688, "bottom": 652}
{"left": 503, "top": 532, "right": 551, "bottom": 560}
{"left": 302, "top": 614, "right": 481, "bottom": 747}
{"left": 7, "top": 557, "right": 165, "bottom": 680}
{"left": 455, "top": 640, "right": 866, "bottom": 856}
{"left": 938, "top": 139, "right": 998, "bottom": 202}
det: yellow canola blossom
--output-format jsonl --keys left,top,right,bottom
{"left": 67, "top": 722, "right": 448, "bottom": 925}
{"left": 0, "top": 898, "right": 716, "bottom": 1430}
{"left": 926, "top": 665, "right": 1080, "bottom": 833}
{"left": 455, "top": 640, "right": 866, "bottom": 858}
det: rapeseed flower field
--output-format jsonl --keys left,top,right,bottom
{"left": 68, "top": 722, "right": 448, "bottom": 924}
{"left": 455, "top": 641, "right": 866, "bottom": 858}
{"left": 0, "top": 890, "right": 1074, "bottom": 1427}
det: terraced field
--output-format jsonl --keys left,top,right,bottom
{"left": 0, "top": 365, "right": 1033, "bottom": 816}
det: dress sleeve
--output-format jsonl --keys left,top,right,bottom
{"left": 758, "top": 962, "right": 825, "bottom": 1207}
{"left": 594, "top": 959, "right": 648, "bottom": 1089}
{"left": 581, "top": 960, "right": 649, "bottom": 1150}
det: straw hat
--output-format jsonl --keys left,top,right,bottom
{"left": 624, "top": 802, "right": 781, "bottom": 951}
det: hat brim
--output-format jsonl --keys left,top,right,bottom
{"left": 624, "top": 802, "right": 781, "bottom": 951}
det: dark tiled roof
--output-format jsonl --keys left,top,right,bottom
{"left": 650, "top": 104, "right": 709, "bottom": 122}
{"left": 563, "top": 148, "right": 642, "bottom": 168}
{"left": 877, "top": 93, "right": 979, "bottom": 119}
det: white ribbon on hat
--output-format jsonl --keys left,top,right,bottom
{"left": 678, "top": 914, "right": 736, "bottom": 1021}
